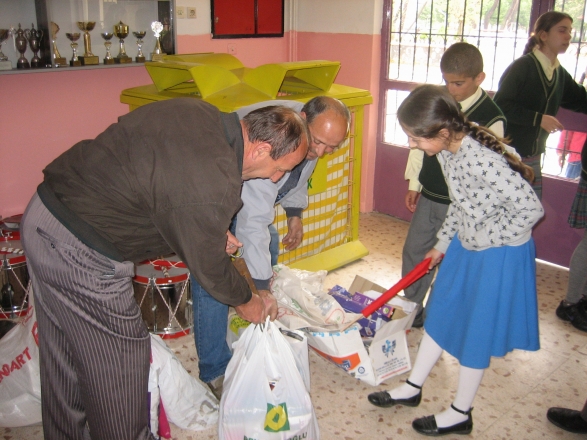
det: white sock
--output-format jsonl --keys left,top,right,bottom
{"left": 388, "top": 331, "right": 443, "bottom": 399}
{"left": 389, "top": 381, "right": 420, "bottom": 399}
{"left": 435, "top": 365, "right": 484, "bottom": 428}
{"left": 435, "top": 406, "right": 469, "bottom": 427}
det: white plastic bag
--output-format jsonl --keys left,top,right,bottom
{"left": 271, "top": 264, "right": 345, "bottom": 325}
{"left": 0, "top": 291, "right": 41, "bottom": 427}
{"left": 273, "top": 322, "right": 311, "bottom": 394}
{"left": 219, "top": 317, "right": 319, "bottom": 440}
{"left": 149, "top": 334, "right": 218, "bottom": 432}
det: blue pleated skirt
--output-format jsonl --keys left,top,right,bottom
{"left": 424, "top": 235, "right": 540, "bottom": 369}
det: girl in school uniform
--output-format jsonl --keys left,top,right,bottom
{"left": 494, "top": 11, "right": 587, "bottom": 199}
{"left": 368, "top": 85, "right": 544, "bottom": 436}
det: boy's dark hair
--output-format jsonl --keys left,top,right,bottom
{"left": 440, "top": 42, "right": 484, "bottom": 78}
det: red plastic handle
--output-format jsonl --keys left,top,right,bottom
{"left": 361, "top": 257, "right": 432, "bottom": 318}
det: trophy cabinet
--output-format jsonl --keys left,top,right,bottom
{"left": 0, "top": 0, "right": 176, "bottom": 72}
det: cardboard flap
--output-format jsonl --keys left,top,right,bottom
{"left": 348, "top": 275, "right": 386, "bottom": 295}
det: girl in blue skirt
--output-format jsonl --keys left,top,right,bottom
{"left": 368, "top": 85, "right": 544, "bottom": 436}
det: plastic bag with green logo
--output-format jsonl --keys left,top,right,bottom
{"left": 218, "top": 317, "right": 319, "bottom": 440}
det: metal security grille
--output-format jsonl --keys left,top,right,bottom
{"left": 387, "top": 0, "right": 531, "bottom": 89}
{"left": 382, "top": 0, "right": 587, "bottom": 179}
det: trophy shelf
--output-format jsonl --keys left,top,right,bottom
{"left": 0, "top": 0, "right": 176, "bottom": 74}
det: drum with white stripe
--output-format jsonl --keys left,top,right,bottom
{"left": 133, "top": 255, "right": 193, "bottom": 339}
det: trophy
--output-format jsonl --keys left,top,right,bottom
{"left": 14, "top": 24, "right": 30, "bottom": 69}
{"left": 0, "top": 29, "right": 11, "bottom": 70}
{"left": 113, "top": 21, "right": 132, "bottom": 64}
{"left": 77, "top": 22, "right": 99, "bottom": 65}
{"left": 150, "top": 21, "right": 166, "bottom": 61}
{"left": 25, "top": 24, "right": 44, "bottom": 68}
{"left": 50, "top": 22, "right": 67, "bottom": 67}
{"left": 133, "top": 31, "right": 146, "bottom": 63}
{"left": 101, "top": 32, "right": 114, "bottom": 65}
{"left": 65, "top": 32, "right": 81, "bottom": 67}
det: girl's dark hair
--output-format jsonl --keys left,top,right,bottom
{"left": 397, "top": 84, "right": 534, "bottom": 182}
{"left": 523, "top": 11, "right": 573, "bottom": 55}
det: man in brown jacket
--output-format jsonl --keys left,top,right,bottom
{"left": 21, "top": 98, "right": 308, "bottom": 440}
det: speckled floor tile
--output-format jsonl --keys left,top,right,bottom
{"left": 2, "top": 212, "right": 586, "bottom": 439}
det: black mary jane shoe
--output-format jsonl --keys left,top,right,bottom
{"left": 367, "top": 379, "right": 422, "bottom": 408}
{"left": 412, "top": 404, "right": 473, "bottom": 436}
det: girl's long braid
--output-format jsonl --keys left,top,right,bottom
{"left": 397, "top": 84, "right": 534, "bottom": 183}
{"left": 454, "top": 117, "right": 535, "bottom": 183}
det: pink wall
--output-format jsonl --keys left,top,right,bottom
{"left": 1, "top": 30, "right": 380, "bottom": 218}
{"left": 177, "top": 34, "right": 290, "bottom": 67}
{"left": 0, "top": 66, "right": 152, "bottom": 218}
{"left": 296, "top": 32, "right": 380, "bottom": 212}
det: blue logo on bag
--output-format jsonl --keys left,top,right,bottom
{"left": 382, "top": 339, "right": 396, "bottom": 358}
{"left": 264, "top": 402, "right": 290, "bottom": 432}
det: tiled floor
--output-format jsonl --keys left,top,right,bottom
{"left": 3, "top": 212, "right": 586, "bottom": 439}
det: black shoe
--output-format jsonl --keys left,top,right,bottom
{"left": 368, "top": 380, "right": 422, "bottom": 408}
{"left": 547, "top": 407, "right": 587, "bottom": 433}
{"left": 556, "top": 299, "right": 587, "bottom": 332}
{"left": 412, "top": 310, "right": 425, "bottom": 328}
{"left": 412, "top": 405, "right": 473, "bottom": 436}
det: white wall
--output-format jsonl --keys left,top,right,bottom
{"left": 295, "top": 0, "right": 382, "bottom": 35}
{"left": 174, "top": 0, "right": 293, "bottom": 35}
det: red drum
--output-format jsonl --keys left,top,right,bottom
{"left": 0, "top": 236, "right": 30, "bottom": 321}
{"left": 133, "top": 255, "right": 193, "bottom": 339}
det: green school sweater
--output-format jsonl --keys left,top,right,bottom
{"left": 494, "top": 52, "right": 587, "bottom": 158}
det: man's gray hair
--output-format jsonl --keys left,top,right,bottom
{"left": 242, "top": 106, "right": 309, "bottom": 160}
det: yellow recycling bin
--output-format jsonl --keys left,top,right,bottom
{"left": 120, "top": 53, "right": 373, "bottom": 272}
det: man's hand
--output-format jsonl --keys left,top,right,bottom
{"left": 234, "top": 294, "right": 266, "bottom": 324}
{"left": 258, "top": 289, "right": 278, "bottom": 320}
{"left": 540, "top": 115, "right": 564, "bottom": 134}
{"left": 282, "top": 216, "right": 303, "bottom": 251}
{"left": 405, "top": 190, "right": 420, "bottom": 213}
{"left": 225, "top": 230, "right": 243, "bottom": 255}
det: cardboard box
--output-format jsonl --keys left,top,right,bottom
{"left": 304, "top": 275, "right": 418, "bottom": 386}
{"left": 329, "top": 285, "right": 394, "bottom": 337}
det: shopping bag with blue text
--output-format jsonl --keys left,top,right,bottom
{"left": 219, "top": 317, "right": 319, "bottom": 439}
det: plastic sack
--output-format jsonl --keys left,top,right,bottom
{"left": 274, "top": 323, "right": 311, "bottom": 394}
{"left": 0, "top": 291, "right": 41, "bottom": 427}
{"left": 148, "top": 344, "right": 172, "bottom": 439}
{"left": 219, "top": 317, "right": 319, "bottom": 440}
{"left": 271, "top": 264, "right": 345, "bottom": 325}
{"left": 149, "top": 334, "right": 218, "bottom": 432}
{"left": 226, "top": 312, "right": 311, "bottom": 393}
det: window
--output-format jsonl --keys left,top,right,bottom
{"left": 380, "top": 0, "right": 587, "bottom": 180}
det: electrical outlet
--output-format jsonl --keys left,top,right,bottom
{"left": 176, "top": 6, "right": 186, "bottom": 19}
{"left": 227, "top": 43, "right": 236, "bottom": 55}
{"left": 187, "top": 7, "right": 197, "bottom": 18}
